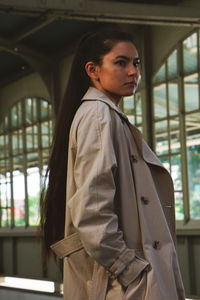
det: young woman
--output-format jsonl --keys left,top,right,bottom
{"left": 41, "top": 29, "right": 185, "bottom": 300}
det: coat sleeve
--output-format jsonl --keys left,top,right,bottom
{"left": 67, "top": 101, "right": 150, "bottom": 287}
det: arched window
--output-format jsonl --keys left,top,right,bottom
{"left": 153, "top": 30, "right": 200, "bottom": 222}
{"left": 122, "top": 92, "right": 143, "bottom": 132}
{"left": 0, "top": 98, "right": 53, "bottom": 227}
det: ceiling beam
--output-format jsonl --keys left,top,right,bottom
{"left": 0, "top": 0, "right": 200, "bottom": 27}
{"left": 0, "top": 36, "right": 52, "bottom": 72}
{"left": 13, "top": 16, "right": 56, "bottom": 42}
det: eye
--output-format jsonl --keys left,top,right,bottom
{"left": 133, "top": 60, "right": 141, "bottom": 68}
{"left": 116, "top": 60, "right": 126, "bottom": 67}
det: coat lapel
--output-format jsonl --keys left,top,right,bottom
{"left": 128, "top": 123, "right": 164, "bottom": 168}
{"left": 82, "top": 87, "right": 164, "bottom": 169}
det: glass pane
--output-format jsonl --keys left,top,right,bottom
{"left": 25, "top": 98, "right": 33, "bottom": 125}
{"left": 135, "top": 93, "right": 142, "bottom": 124}
{"left": 0, "top": 159, "right": 9, "bottom": 180}
{"left": 167, "top": 50, "right": 177, "bottom": 79}
{"left": 186, "top": 113, "right": 200, "bottom": 219}
{"left": 153, "top": 84, "right": 167, "bottom": 119}
{"left": 17, "top": 102, "right": 23, "bottom": 128}
{"left": 42, "top": 149, "right": 50, "bottom": 163}
{"left": 0, "top": 173, "right": 11, "bottom": 206}
{"left": 123, "top": 96, "right": 134, "bottom": 115}
{"left": 175, "top": 191, "right": 184, "bottom": 220}
{"left": 26, "top": 126, "right": 37, "bottom": 152}
{"left": 4, "top": 116, "right": 9, "bottom": 132}
{"left": 0, "top": 136, "right": 4, "bottom": 158}
{"left": 11, "top": 105, "right": 17, "bottom": 128}
{"left": 1, "top": 208, "right": 11, "bottom": 227}
{"left": 168, "top": 82, "right": 179, "bottom": 116}
{"left": 127, "top": 115, "right": 135, "bottom": 124}
{"left": 184, "top": 73, "right": 199, "bottom": 112}
{"left": 171, "top": 155, "right": 182, "bottom": 191}
{"left": 159, "top": 156, "right": 170, "bottom": 172}
{"left": 169, "top": 118, "right": 180, "bottom": 153}
{"left": 12, "top": 130, "right": 23, "bottom": 155}
{"left": 11, "top": 104, "right": 22, "bottom": 130}
{"left": 155, "top": 120, "right": 169, "bottom": 155}
{"left": 13, "top": 155, "right": 23, "bottom": 171}
{"left": 27, "top": 167, "right": 40, "bottom": 226}
{"left": 183, "top": 33, "right": 198, "bottom": 73}
{"left": 33, "top": 125, "right": 38, "bottom": 149}
{"left": 41, "top": 100, "right": 49, "bottom": 121}
{"left": 41, "top": 121, "right": 50, "bottom": 148}
{"left": 27, "top": 153, "right": 39, "bottom": 169}
{"left": 49, "top": 120, "right": 53, "bottom": 142}
{"left": 0, "top": 134, "right": 9, "bottom": 158}
{"left": 154, "top": 64, "right": 166, "bottom": 83}
{"left": 13, "top": 170, "right": 25, "bottom": 226}
{"left": 26, "top": 127, "right": 32, "bottom": 151}
{"left": 0, "top": 173, "right": 11, "bottom": 227}
{"left": 33, "top": 98, "right": 37, "bottom": 122}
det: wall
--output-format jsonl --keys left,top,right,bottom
{"left": 0, "top": 289, "right": 61, "bottom": 300}
{"left": 0, "top": 73, "right": 51, "bottom": 122}
{"left": 151, "top": 25, "right": 193, "bottom": 75}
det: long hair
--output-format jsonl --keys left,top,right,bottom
{"left": 40, "top": 28, "right": 135, "bottom": 258}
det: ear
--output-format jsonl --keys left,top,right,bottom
{"left": 85, "top": 62, "right": 99, "bottom": 82}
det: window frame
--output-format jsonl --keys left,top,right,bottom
{"left": 152, "top": 29, "right": 200, "bottom": 230}
{"left": 0, "top": 97, "right": 53, "bottom": 232}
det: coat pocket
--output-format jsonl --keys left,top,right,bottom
{"left": 51, "top": 233, "right": 109, "bottom": 300}
{"left": 124, "top": 270, "right": 147, "bottom": 300}
{"left": 88, "top": 260, "right": 109, "bottom": 300}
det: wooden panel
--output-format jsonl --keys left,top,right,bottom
{"left": 0, "top": 234, "right": 200, "bottom": 298}
{"left": 190, "top": 237, "right": 200, "bottom": 296}
{"left": 46, "top": 258, "right": 62, "bottom": 282}
{"left": 1, "top": 237, "right": 14, "bottom": 275}
{"left": 177, "top": 236, "right": 190, "bottom": 295}
{"left": 16, "top": 237, "right": 43, "bottom": 278}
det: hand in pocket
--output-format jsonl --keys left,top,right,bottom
{"left": 124, "top": 270, "right": 147, "bottom": 300}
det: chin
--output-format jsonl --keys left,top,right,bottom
{"left": 124, "top": 90, "right": 135, "bottom": 97}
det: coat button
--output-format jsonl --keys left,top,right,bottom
{"left": 131, "top": 154, "right": 138, "bottom": 162}
{"left": 141, "top": 196, "right": 149, "bottom": 205}
{"left": 106, "top": 270, "right": 117, "bottom": 280}
{"left": 152, "top": 240, "right": 161, "bottom": 250}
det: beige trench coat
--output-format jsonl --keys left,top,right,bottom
{"left": 51, "top": 87, "right": 185, "bottom": 300}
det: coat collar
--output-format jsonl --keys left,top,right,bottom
{"left": 82, "top": 87, "right": 164, "bottom": 169}
{"left": 82, "top": 87, "right": 128, "bottom": 121}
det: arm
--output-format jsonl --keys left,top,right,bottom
{"left": 68, "top": 101, "right": 149, "bottom": 287}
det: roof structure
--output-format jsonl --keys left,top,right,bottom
{"left": 0, "top": 0, "right": 198, "bottom": 87}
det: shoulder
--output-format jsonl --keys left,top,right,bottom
{"left": 73, "top": 100, "right": 114, "bottom": 129}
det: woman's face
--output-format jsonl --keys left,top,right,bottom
{"left": 88, "top": 41, "right": 140, "bottom": 105}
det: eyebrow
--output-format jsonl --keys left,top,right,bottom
{"left": 115, "top": 55, "right": 140, "bottom": 61}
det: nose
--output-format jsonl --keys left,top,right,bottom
{"left": 128, "top": 64, "right": 139, "bottom": 76}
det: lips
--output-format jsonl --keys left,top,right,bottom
{"left": 125, "top": 81, "right": 137, "bottom": 87}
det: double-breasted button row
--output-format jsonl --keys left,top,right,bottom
{"left": 130, "top": 154, "right": 138, "bottom": 163}
{"left": 141, "top": 196, "right": 149, "bottom": 205}
{"left": 152, "top": 240, "right": 161, "bottom": 250}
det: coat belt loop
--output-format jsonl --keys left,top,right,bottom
{"left": 89, "top": 261, "right": 109, "bottom": 300}
{"left": 50, "top": 232, "right": 83, "bottom": 258}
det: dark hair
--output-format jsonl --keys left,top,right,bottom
{"left": 40, "top": 28, "right": 135, "bottom": 258}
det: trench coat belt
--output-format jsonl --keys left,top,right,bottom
{"left": 50, "top": 232, "right": 83, "bottom": 258}
{"left": 51, "top": 233, "right": 109, "bottom": 300}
